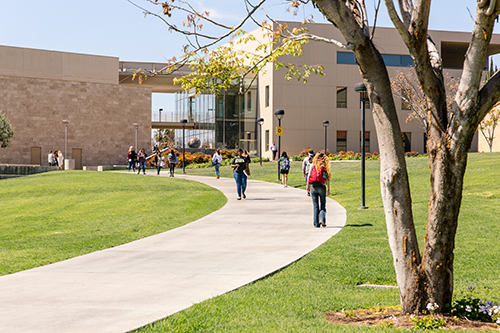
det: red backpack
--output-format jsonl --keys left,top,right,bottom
{"left": 308, "top": 166, "right": 325, "bottom": 185}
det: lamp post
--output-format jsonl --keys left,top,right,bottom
{"left": 257, "top": 117, "right": 264, "bottom": 166}
{"left": 62, "top": 120, "right": 69, "bottom": 160}
{"left": 354, "top": 82, "right": 369, "bottom": 209}
{"left": 159, "top": 108, "right": 163, "bottom": 122}
{"left": 133, "top": 123, "right": 139, "bottom": 151}
{"left": 274, "top": 109, "right": 285, "bottom": 181}
{"left": 180, "top": 119, "right": 187, "bottom": 174}
{"left": 323, "top": 120, "right": 329, "bottom": 154}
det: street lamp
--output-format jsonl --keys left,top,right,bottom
{"left": 257, "top": 117, "right": 264, "bottom": 166}
{"left": 133, "top": 123, "right": 139, "bottom": 151}
{"left": 274, "top": 109, "right": 285, "bottom": 181}
{"left": 159, "top": 108, "right": 163, "bottom": 122}
{"left": 180, "top": 119, "right": 188, "bottom": 174}
{"left": 323, "top": 120, "right": 329, "bottom": 154}
{"left": 354, "top": 82, "right": 369, "bottom": 209}
{"left": 62, "top": 120, "right": 69, "bottom": 161}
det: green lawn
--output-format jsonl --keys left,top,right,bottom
{"left": 135, "top": 153, "right": 500, "bottom": 332}
{"left": 0, "top": 171, "right": 226, "bottom": 275}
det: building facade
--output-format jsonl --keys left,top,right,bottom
{"left": 0, "top": 45, "right": 152, "bottom": 167}
{"left": 229, "top": 23, "right": 500, "bottom": 159}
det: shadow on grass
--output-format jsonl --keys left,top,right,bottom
{"left": 345, "top": 223, "right": 373, "bottom": 227}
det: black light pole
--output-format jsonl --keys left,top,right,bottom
{"left": 354, "top": 82, "right": 369, "bottom": 209}
{"left": 180, "top": 119, "right": 187, "bottom": 174}
{"left": 323, "top": 120, "right": 329, "bottom": 154}
{"left": 63, "top": 119, "right": 69, "bottom": 160}
{"left": 274, "top": 109, "right": 285, "bottom": 181}
{"left": 133, "top": 123, "right": 139, "bottom": 151}
{"left": 257, "top": 117, "right": 264, "bottom": 166}
{"left": 159, "top": 108, "right": 163, "bottom": 122}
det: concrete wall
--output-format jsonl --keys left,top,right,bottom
{"left": 0, "top": 74, "right": 152, "bottom": 166}
{"left": 0, "top": 45, "right": 118, "bottom": 85}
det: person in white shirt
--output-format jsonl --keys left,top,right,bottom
{"left": 212, "top": 150, "right": 223, "bottom": 179}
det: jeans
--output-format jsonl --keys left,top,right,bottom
{"left": 156, "top": 165, "right": 161, "bottom": 175}
{"left": 311, "top": 183, "right": 327, "bottom": 227}
{"left": 137, "top": 161, "right": 146, "bottom": 174}
{"left": 233, "top": 171, "right": 247, "bottom": 198}
{"left": 128, "top": 160, "right": 135, "bottom": 171}
{"left": 272, "top": 151, "right": 277, "bottom": 160}
{"left": 169, "top": 163, "right": 176, "bottom": 176}
{"left": 214, "top": 164, "right": 220, "bottom": 177}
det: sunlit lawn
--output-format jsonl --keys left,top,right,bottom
{"left": 135, "top": 153, "right": 500, "bottom": 332}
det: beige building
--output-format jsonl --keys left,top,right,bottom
{"left": 239, "top": 23, "right": 500, "bottom": 159}
{"left": 0, "top": 45, "right": 152, "bottom": 167}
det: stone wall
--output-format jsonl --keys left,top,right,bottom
{"left": 0, "top": 74, "right": 152, "bottom": 167}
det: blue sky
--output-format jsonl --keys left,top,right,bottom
{"left": 1, "top": 0, "right": 499, "bottom": 115}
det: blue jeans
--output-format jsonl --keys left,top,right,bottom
{"left": 214, "top": 164, "right": 220, "bottom": 177}
{"left": 128, "top": 160, "right": 135, "bottom": 171}
{"left": 233, "top": 171, "right": 247, "bottom": 198}
{"left": 156, "top": 165, "right": 161, "bottom": 175}
{"left": 137, "top": 161, "right": 146, "bottom": 174}
{"left": 311, "top": 183, "right": 327, "bottom": 227}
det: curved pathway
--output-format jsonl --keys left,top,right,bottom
{"left": 0, "top": 173, "right": 346, "bottom": 333}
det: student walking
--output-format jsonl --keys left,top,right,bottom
{"left": 306, "top": 152, "right": 331, "bottom": 228}
{"left": 278, "top": 151, "right": 290, "bottom": 187}
{"left": 127, "top": 146, "right": 137, "bottom": 172}
{"left": 48, "top": 151, "right": 54, "bottom": 166}
{"left": 168, "top": 149, "right": 178, "bottom": 177}
{"left": 230, "top": 148, "right": 249, "bottom": 200}
{"left": 212, "top": 149, "right": 222, "bottom": 179}
{"left": 137, "top": 148, "right": 146, "bottom": 175}
{"left": 302, "top": 149, "right": 314, "bottom": 196}
{"left": 57, "top": 151, "right": 64, "bottom": 170}
{"left": 154, "top": 151, "right": 164, "bottom": 176}
{"left": 271, "top": 142, "right": 278, "bottom": 160}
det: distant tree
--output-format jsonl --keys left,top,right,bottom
{"left": 0, "top": 111, "right": 14, "bottom": 148}
{"left": 154, "top": 128, "right": 175, "bottom": 148}
{"left": 391, "top": 68, "right": 458, "bottom": 133}
{"left": 478, "top": 102, "right": 500, "bottom": 152}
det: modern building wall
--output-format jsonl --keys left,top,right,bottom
{"left": 243, "top": 23, "right": 496, "bottom": 159}
{"left": 0, "top": 46, "right": 152, "bottom": 167}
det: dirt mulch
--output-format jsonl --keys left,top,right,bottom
{"left": 325, "top": 307, "right": 499, "bottom": 331}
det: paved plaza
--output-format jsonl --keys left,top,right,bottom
{"left": 0, "top": 173, "right": 346, "bottom": 333}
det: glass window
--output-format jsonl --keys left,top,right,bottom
{"left": 337, "top": 131, "right": 347, "bottom": 152}
{"left": 401, "top": 55, "right": 413, "bottom": 67}
{"left": 247, "top": 91, "right": 252, "bottom": 110}
{"left": 337, "top": 52, "right": 356, "bottom": 65}
{"left": 360, "top": 131, "right": 370, "bottom": 152}
{"left": 402, "top": 132, "right": 411, "bottom": 153}
{"left": 265, "top": 130, "right": 270, "bottom": 151}
{"left": 382, "top": 54, "right": 401, "bottom": 66}
{"left": 337, "top": 87, "right": 347, "bottom": 108}
{"left": 265, "top": 85, "right": 270, "bottom": 108}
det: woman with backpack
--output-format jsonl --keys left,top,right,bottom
{"left": 278, "top": 151, "right": 290, "bottom": 187}
{"left": 306, "top": 152, "right": 331, "bottom": 228}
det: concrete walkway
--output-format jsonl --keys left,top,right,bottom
{"left": 0, "top": 173, "right": 346, "bottom": 333}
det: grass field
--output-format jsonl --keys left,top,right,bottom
{"left": 134, "top": 153, "right": 500, "bottom": 332}
{"left": 0, "top": 171, "right": 226, "bottom": 276}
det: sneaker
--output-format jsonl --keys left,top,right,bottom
{"left": 237, "top": 197, "right": 241, "bottom": 200}
{"left": 320, "top": 221, "right": 326, "bottom": 227}
{"left": 242, "top": 193, "right": 246, "bottom": 199}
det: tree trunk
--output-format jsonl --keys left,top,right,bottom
{"left": 353, "top": 39, "right": 424, "bottom": 315}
